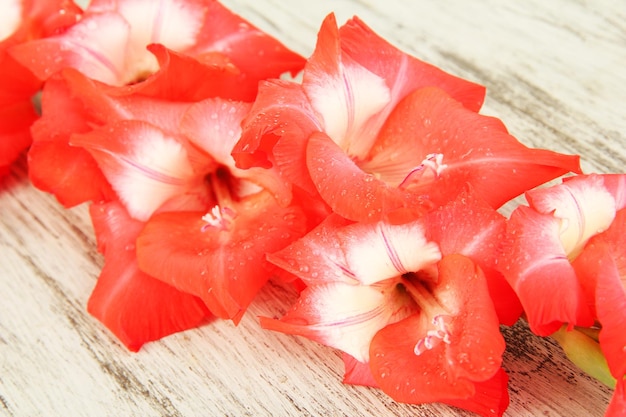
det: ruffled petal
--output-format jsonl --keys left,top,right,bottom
{"left": 88, "top": 201, "right": 211, "bottom": 352}
{"left": 10, "top": 12, "right": 130, "bottom": 85}
{"left": 442, "top": 369, "right": 510, "bottom": 417}
{"left": 28, "top": 73, "right": 116, "bottom": 206}
{"left": 365, "top": 87, "right": 581, "bottom": 209}
{"left": 266, "top": 214, "right": 355, "bottom": 287}
{"left": 188, "top": 0, "right": 305, "bottom": 86}
{"left": 306, "top": 131, "right": 429, "bottom": 222}
{"left": 120, "top": 44, "right": 247, "bottom": 101}
{"left": 499, "top": 205, "right": 594, "bottom": 335}
{"left": 575, "top": 209, "right": 626, "bottom": 378}
{"left": 234, "top": 79, "right": 321, "bottom": 196}
{"left": 303, "top": 14, "right": 391, "bottom": 159}
{"left": 596, "top": 255, "right": 626, "bottom": 379}
{"left": 136, "top": 191, "right": 307, "bottom": 322}
{"left": 338, "top": 16, "right": 486, "bottom": 113}
{"left": 426, "top": 188, "right": 522, "bottom": 325}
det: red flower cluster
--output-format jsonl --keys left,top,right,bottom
{"left": 1, "top": 1, "right": 623, "bottom": 416}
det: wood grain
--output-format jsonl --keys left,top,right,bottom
{"left": 1, "top": 0, "right": 623, "bottom": 416}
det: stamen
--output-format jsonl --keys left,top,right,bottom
{"left": 413, "top": 314, "right": 452, "bottom": 356}
{"left": 201, "top": 205, "right": 236, "bottom": 231}
{"left": 399, "top": 153, "right": 447, "bottom": 189}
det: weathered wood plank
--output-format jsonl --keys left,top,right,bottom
{"left": 1, "top": 0, "right": 623, "bottom": 416}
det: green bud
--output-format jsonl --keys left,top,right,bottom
{"left": 551, "top": 325, "right": 616, "bottom": 388}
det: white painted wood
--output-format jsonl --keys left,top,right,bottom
{"left": 1, "top": 0, "right": 623, "bottom": 416}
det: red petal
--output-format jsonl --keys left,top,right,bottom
{"left": 303, "top": 14, "right": 391, "bottom": 160}
{"left": 136, "top": 191, "right": 307, "bottom": 322}
{"left": 306, "top": 131, "right": 429, "bottom": 222}
{"left": 10, "top": 12, "right": 130, "bottom": 84}
{"left": 426, "top": 187, "right": 505, "bottom": 268}
{"left": 27, "top": 71, "right": 117, "bottom": 206}
{"left": 443, "top": 369, "right": 510, "bottom": 417}
{"left": 0, "top": 50, "right": 41, "bottom": 105}
{"left": 0, "top": 100, "right": 37, "bottom": 168}
{"left": 596, "top": 254, "right": 626, "bottom": 378}
{"left": 1, "top": 0, "right": 82, "bottom": 49}
{"left": 425, "top": 188, "right": 522, "bottom": 325}
{"left": 338, "top": 16, "right": 486, "bottom": 113}
{"left": 88, "top": 201, "right": 211, "bottom": 351}
{"left": 526, "top": 174, "right": 617, "bottom": 258}
{"left": 499, "top": 206, "right": 594, "bottom": 335}
{"left": 234, "top": 79, "right": 320, "bottom": 195}
{"left": 28, "top": 140, "right": 115, "bottom": 206}
{"left": 189, "top": 0, "right": 305, "bottom": 87}
{"left": 260, "top": 279, "right": 417, "bottom": 362}
{"left": 606, "top": 380, "right": 626, "bottom": 417}
{"left": 60, "top": 67, "right": 195, "bottom": 130}
{"left": 122, "top": 44, "right": 247, "bottom": 101}
{"left": 575, "top": 209, "right": 626, "bottom": 378}
{"left": 370, "top": 255, "right": 505, "bottom": 404}
{"left": 369, "top": 87, "right": 581, "bottom": 209}
{"left": 342, "top": 353, "right": 379, "bottom": 387}
{"left": 267, "top": 214, "right": 355, "bottom": 287}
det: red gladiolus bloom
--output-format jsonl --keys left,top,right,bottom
{"left": 234, "top": 13, "right": 581, "bottom": 222}
{"left": 9, "top": 0, "right": 304, "bottom": 94}
{"left": 499, "top": 173, "right": 626, "bottom": 336}
{"left": 260, "top": 191, "right": 509, "bottom": 415}
{"left": 89, "top": 201, "right": 211, "bottom": 351}
{"left": 27, "top": 51, "right": 248, "bottom": 208}
{"left": 0, "top": 0, "right": 81, "bottom": 176}
{"left": 501, "top": 173, "right": 626, "bottom": 416}
{"left": 73, "top": 90, "right": 305, "bottom": 322}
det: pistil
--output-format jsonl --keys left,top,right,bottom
{"left": 398, "top": 153, "right": 447, "bottom": 189}
{"left": 400, "top": 274, "right": 453, "bottom": 356}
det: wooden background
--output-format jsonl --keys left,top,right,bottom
{"left": 1, "top": 0, "right": 624, "bottom": 416}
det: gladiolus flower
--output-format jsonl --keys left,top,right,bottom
{"left": 261, "top": 191, "right": 511, "bottom": 415}
{"left": 499, "top": 173, "right": 626, "bottom": 416}
{"left": 234, "top": 13, "right": 581, "bottom": 222}
{"left": 9, "top": 0, "right": 304, "bottom": 95}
